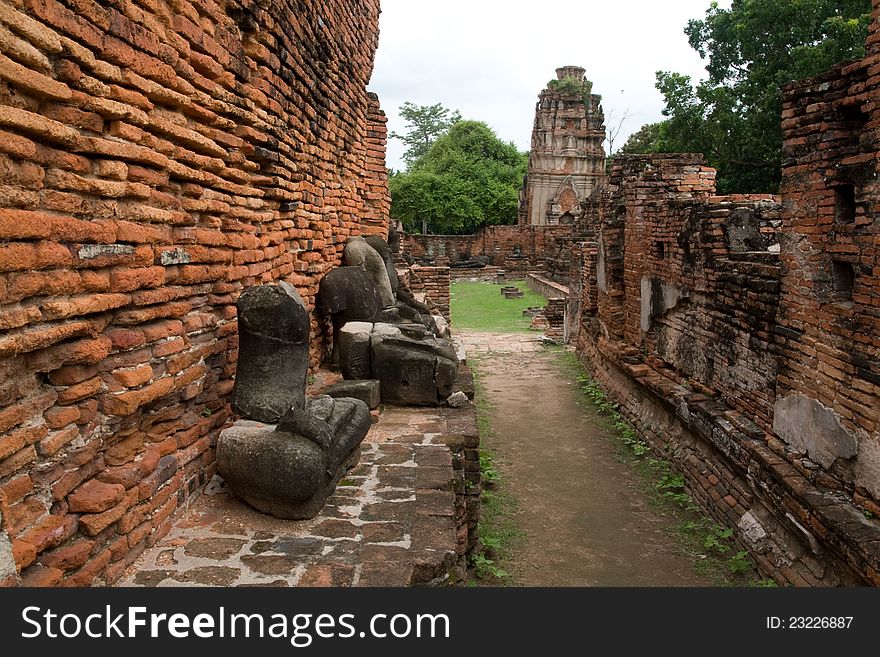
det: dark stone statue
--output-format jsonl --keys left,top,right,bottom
{"left": 217, "top": 396, "right": 371, "bottom": 519}
{"left": 344, "top": 236, "right": 395, "bottom": 307}
{"left": 363, "top": 234, "right": 399, "bottom": 295}
{"left": 318, "top": 265, "right": 382, "bottom": 335}
{"left": 317, "top": 236, "right": 461, "bottom": 407}
{"left": 363, "top": 234, "right": 434, "bottom": 325}
{"left": 231, "top": 282, "right": 308, "bottom": 423}
{"left": 219, "top": 282, "right": 372, "bottom": 520}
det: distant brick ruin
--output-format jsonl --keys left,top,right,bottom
{"left": 0, "top": 0, "right": 388, "bottom": 586}
{"left": 400, "top": 68, "right": 606, "bottom": 278}
{"left": 518, "top": 66, "right": 606, "bottom": 227}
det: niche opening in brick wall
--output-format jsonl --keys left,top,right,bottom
{"left": 654, "top": 241, "right": 666, "bottom": 260}
{"left": 830, "top": 260, "right": 856, "bottom": 302}
{"left": 835, "top": 184, "right": 857, "bottom": 224}
{"left": 839, "top": 103, "right": 869, "bottom": 130}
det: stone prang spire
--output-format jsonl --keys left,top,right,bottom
{"left": 518, "top": 66, "right": 607, "bottom": 226}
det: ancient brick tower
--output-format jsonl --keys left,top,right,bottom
{"left": 518, "top": 66, "right": 607, "bottom": 226}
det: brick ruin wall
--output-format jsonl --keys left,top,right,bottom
{"left": 525, "top": 272, "right": 568, "bottom": 301}
{"left": 401, "top": 225, "right": 576, "bottom": 274}
{"left": 543, "top": 297, "right": 565, "bottom": 341}
{"left": 574, "top": 96, "right": 880, "bottom": 583}
{"left": 0, "top": 0, "right": 389, "bottom": 587}
{"left": 406, "top": 266, "right": 451, "bottom": 322}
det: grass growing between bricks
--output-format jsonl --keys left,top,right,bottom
{"left": 450, "top": 280, "right": 547, "bottom": 333}
{"left": 552, "top": 349, "right": 775, "bottom": 587}
{"left": 467, "top": 358, "right": 524, "bottom": 585}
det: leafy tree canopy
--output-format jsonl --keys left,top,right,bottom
{"left": 651, "top": 0, "right": 871, "bottom": 193}
{"left": 619, "top": 122, "right": 663, "bottom": 155}
{"left": 390, "top": 121, "right": 528, "bottom": 235}
{"left": 389, "top": 102, "right": 462, "bottom": 167}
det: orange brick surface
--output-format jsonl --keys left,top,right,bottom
{"left": 0, "top": 0, "right": 389, "bottom": 586}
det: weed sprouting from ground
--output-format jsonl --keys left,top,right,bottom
{"left": 468, "top": 358, "right": 524, "bottom": 585}
{"left": 553, "top": 348, "right": 768, "bottom": 587}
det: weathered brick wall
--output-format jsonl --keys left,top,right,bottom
{"left": 0, "top": 0, "right": 386, "bottom": 586}
{"left": 525, "top": 272, "right": 568, "bottom": 301}
{"left": 359, "top": 92, "right": 391, "bottom": 237}
{"left": 589, "top": 156, "right": 784, "bottom": 427}
{"left": 775, "top": 14, "right": 880, "bottom": 511}
{"left": 543, "top": 297, "right": 566, "bottom": 341}
{"left": 401, "top": 225, "right": 576, "bottom": 273}
{"left": 575, "top": 146, "right": 880, "bottom": 585}
{"left": 402, "top": 233, "right": 483, "bottom": 266}
{"left": 407, "top": 266, "right": 450, "bottom": 321}
{"left": 566, "top": 240, "right": 597, "bottom": 345}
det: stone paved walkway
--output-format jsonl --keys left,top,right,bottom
{"left": 119, "top": 405, "right": 472, "bottom": 587}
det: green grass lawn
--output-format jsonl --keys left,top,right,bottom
{"left": 450, "top": 280, "right": 548, "bottom": 332}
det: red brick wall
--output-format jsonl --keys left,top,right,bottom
{"left": 401, "top": 225, "right": 576, "bottom": 272}
{"left": 360, "top": 93, "right": 391, "bottom": 237}
{"left": 776, "top": 4, "right": 880, "bottom": 516}
{"left": 0, "top": 0, "right": 386, "bottom": 586}
{"left": 576, "top": 148, "right": 880, "bottom": 585}
{"left": 589, "top": 155, "right": 784, "bottom": 431}
{"left": 407, "top": 266, "right": 451, "bottom": 321}
{"left": 616, "top": 156, "right": 717, "bottom": 346}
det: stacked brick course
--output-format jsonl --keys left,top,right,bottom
{"left": 776, "top": 13, "right": 880, "bottom": 506}
{"left": 543, "top": 298, "right": 566, "bottom": 341}
{"left": 0, "top": 0, "right": 387, "bottom": 586}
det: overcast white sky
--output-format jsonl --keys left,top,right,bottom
{"left": 369, "top": 0, "right": 731, "bottom": 171}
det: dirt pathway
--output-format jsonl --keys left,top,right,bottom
{"left": 460, "top": 331, "right": 711, "bottom": 586}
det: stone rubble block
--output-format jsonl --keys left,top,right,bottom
{"left": 370, "top": 324, "right": 458, "bottom": 407}
{"left": 325, "top": 379, "right": 381, "bottom": 410}
{"left": 336, "top": 322, "right": 374, "bottom": 381}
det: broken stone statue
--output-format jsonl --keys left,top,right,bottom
{"left": 345, "top": 235, "right": 438, "bottom": 333}
{"left": 218, "top": 282, "right": 371, "bottom": 519}
{"left": 318, "top": 265, "right": 383, "bottom": 337}
{"left": 344, "top": 235, "right": 396, "bottom": 308}
{"left": 319, "top": 239, "right": 461, "bottom": 406}
{"left": 370, "top": 323, "right": 458, "bottom": 406}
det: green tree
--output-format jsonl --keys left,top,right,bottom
{"left": 390, "top": 102, "right": 462, "bottom": 167}
{"left": 390, "top": 121, "right": 528, "bottom": 235}
{"left": 619, "top": 122, "right": 664, "bottom": 155}
{"left": 656, "top": 0, "right": 871, "bottom": 193}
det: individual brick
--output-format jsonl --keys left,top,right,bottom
{"left": 68, "top": 480, "right": 125, "bottom": 514}
{"left": 111, "top": 364, "right": 153, "bottom": 388}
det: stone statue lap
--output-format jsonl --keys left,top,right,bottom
{"left": 218, "top": 282, "right": 371, "bottom": 520}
